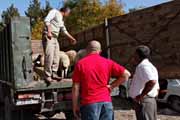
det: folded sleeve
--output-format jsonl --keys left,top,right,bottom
{"left": 72, "top": 63, "right": 81, "bottom": 83}
{"left": 110, "top": 61, "right": 125, "bottom": 77}
{"left": 140, "top": 66, "right": 158, "bottom": 82}
{"left": 44, "top": 9, "right": 56, "bottom": 26}
{"left": 60, "top": 24, "right": 69, "bottom": 34}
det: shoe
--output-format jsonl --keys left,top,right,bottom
{"left": 44, "top": 76, "right": 52, "bottom": 86}
{"left": 52, "top": 72, "right": 62, "bottom": 81}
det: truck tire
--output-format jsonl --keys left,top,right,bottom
{"left": 168, "top": 96, "right": 180, "bottom": 113}
{"left": 21, "top": 110, "right": 35, "bottom": 120}
{"left": 119, "top": 85, "right": 127, "bottom": 98}
{"left": 64, "top": 111, "right": 74, "bottom": 120}
{"left": 42, "top": 111, "right": 56, "bottom": 119}
{"left": 4, "top": 96, "right": 12, "bottom": 120}
{"left": 0, "top": 105, "right": 4, "bottom": 120}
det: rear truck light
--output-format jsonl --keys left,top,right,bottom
{"left": 57, "top": 93, "right": 63, "bottom": 102}
{"left": 16, "top": 94, "right": 41, "bottom": 106}
{"left": 57, "top": 93, "right": 72, "bottom": 101}
{"left": 16, "top": 99, "right": 40, "bottom": 106}
{"left": 64, "top": 93, "right": 72, "bottom": 100}
{"left": 18, "top": 94, "right": 41, "bottom": 99}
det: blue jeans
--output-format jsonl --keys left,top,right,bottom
{"left": 80, "top": 102, "right": 114, "bottom": 120}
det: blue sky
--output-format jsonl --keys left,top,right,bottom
{"left": 0, "top": 0, "right": 172, "bottom": 18}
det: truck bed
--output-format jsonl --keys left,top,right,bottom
{"left": 16, "top": 78, "right": 72, "bottom": 92}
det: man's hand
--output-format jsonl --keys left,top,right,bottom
{"left": 64, "top": 32, "right": 77, "bottom": 45}
{"left": 107, "top": 85, "right": 112, "bottom": 92}
{"left": 46, "top": 25, "right": 52, "bottom": 40}
{"left": 73, "top": 106, "right": 80, "bottom": 120}
{"left": 71, "top": 39, "right": 77, "bottom": 45}
{"left": 135, "top": 94, "right": 144, "bottom": 103}
{"left": 47, "top": 31, "right": 52, "bottom": 40}
{"left": 108, "top": 69, "right": 131, "bottom": 92}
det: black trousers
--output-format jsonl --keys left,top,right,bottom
{"left": 135, "top": 97, "right": 157, "bottom": 120}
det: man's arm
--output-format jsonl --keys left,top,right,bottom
{"left": 135, "top": 80, "right": 156, "bottom": 102}
{"left": 72, "top": 82, "right": 80, "bottom": 119}
{"left": 46, "top": 25, "right": 52, "bottom": 39}
{"left": 135, "top": 66, "right": 158, "bottom": 102}
{"left": 44, "top": 9, "right": 56, "bottom": 39}
{"left": 61, "top": 25, "right": 77, "bottom": 45}
{"left": 64, "top": 31, "right": 77, "bottom": 45}
{"left": 108, "top": 69, "right": 131, "bottom": 91}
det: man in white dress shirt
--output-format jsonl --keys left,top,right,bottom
{"left": 129, "top": 45, "right": 159, "bottom": 120}
{"left": 42, "top": 7, "right": 76, "bottom": 82}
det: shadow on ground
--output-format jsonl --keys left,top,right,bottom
{"left": 113, "top": 96, "right": 180, "bottom": 116}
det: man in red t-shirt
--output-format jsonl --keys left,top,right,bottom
{"left": 72, "top": 40, "right": 131, "bottom": 120}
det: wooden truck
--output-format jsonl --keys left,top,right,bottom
{"left": 0, "top": 17, "right": 74, "bottom": 120}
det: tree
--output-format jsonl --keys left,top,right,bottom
{"left": 25, "top": 0, "right": 42, "bottom": 27}
{"left": 25, "top": 0, "right": 52, "bottom": 40}
{"left": 129, "top": 6, "right": 145, "bottom": 13}
{"left": 64, "top": 0, "right": 79, "bottom": 9}
{"left": 41, "top": 0, "right": 52, "bottom": 19}
{"left": 0, "top": 22, "right": 5, "bottom": 31}
{"left": 65, "top": 0, "right": 105, "bottom": 33}
{"left": 65, "top": 0, "right": 124, "bottom": 34}
{"left": 1, "top": 4, "right": 20, "bottom": 24}
{"left": 102, "top": 0, "right": 124, "bottom": 19}
{"left": 31, "top": 18, "right": 44, "bottom": 40}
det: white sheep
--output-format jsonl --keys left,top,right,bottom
{"left": 32, "top": 53, "right": 44, "bottom": 67}
{"left": 58, "top": 51, "right": 70, "bottom": 78}
{"left": 66, "top": 50, "right": 77, "bottom": 66}
{"left": 75, "top": 49, "right": 87, "bottom": 63}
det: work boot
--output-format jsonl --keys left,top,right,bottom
{"left": 52, "top": 72, "right": 62, "bottom": 81}
{"left": 44, "top": 76, "right": 52, "bottom": 86}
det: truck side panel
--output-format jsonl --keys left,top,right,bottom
{"left": 0, "top": 17, "right": 33, "bottom": 89}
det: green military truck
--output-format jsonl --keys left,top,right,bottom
{"left": 0, "top": 17, "right": 74, "bottom": 120}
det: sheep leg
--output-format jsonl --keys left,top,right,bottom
{"left": 61, "top": 69, "right": 64, "bottom": 79}
{"left": 65, "top": 68, "right": 68, "bottom": 78}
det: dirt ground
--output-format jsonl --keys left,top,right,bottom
{"left": 37, "top": 97, "right": 180, "bottom": 120}
{"left": 37, "top": 109, "right": 180, "bottom": 120}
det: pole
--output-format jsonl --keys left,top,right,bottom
{"left": 105, "top": 18, "right": 111, "bottom": 59}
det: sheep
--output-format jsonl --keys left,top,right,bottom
{"left": 58, "top": 51, "right": 70, "bottom": 78}
{"left": 75, "top": 49, "right": 87, "bottom": 63}
{"left": 32, "top": 53, "right": 44, "bottom": 67}
{"left": 65, "top": 50, "right": 77, "bottom": 66}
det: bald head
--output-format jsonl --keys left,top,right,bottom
{"left": 87, "top": 40, "right": 101, "bottom": 53}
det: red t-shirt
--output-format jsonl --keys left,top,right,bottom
{"left": 72, "top": 53, "right": 125, "bottom": 106}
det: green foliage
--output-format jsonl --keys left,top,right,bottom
{"left": 25, "top": 0, "right": 42, "bottom": 27}
{"left": 65, "top": 0, "right": 124, "bottom": 34}
{"left": 25, "top": 0, "right": 52, "bottom": 40}
{"left": 64, "top": 0, "right": 79, "bottom": 9}
{"left": 1, "top": 4, "right": 20, "bottom": 24}
{"left": 129, "top": 6, "right": 145, "bottom": 13}
{"left": 31, "top": 18, "right": 44, "bottom": 40}
{"left": 0, "top": 0, "right": 123, "bottom": 39}
{"left": 41, "top": 1, "right": 52, "bottom": 19}
{"left": 0, "top": 22, "right": 5, "bottom": 31}
{"left": 102, "top": 0, "right": 124, "bottom": 18}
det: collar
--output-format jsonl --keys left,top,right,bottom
{"left": 138, "top": 59, "right": 149, "bottom": 67}
{"left": 86, "top": 53, "right": 100, "bottom": 57}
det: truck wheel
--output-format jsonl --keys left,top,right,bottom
{"left": 119, "top": 85, "right": 127, "bottom": 98}
{"left": 64, "top": 111, "right": 74, "bottom": 120}
{"left": 42, "top": 111, "right": 56, "bottom": 118}
{"left": 4, "top": 96, "right": 12, "bottom": 120}
{"left": 168, "top": 96, "right": 180, "bottom": 113}
{"left": 21, "top": 110, "right": 35, "bottom": 120}
{"left": 0, "top": 105, "right": 4, "bottom": 120}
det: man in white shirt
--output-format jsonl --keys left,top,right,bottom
{"left": 129, "top": 45, "right": 159, "bottom": 120}
{"left": 42, "top": 7, "right": 76, "bottom": 83}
